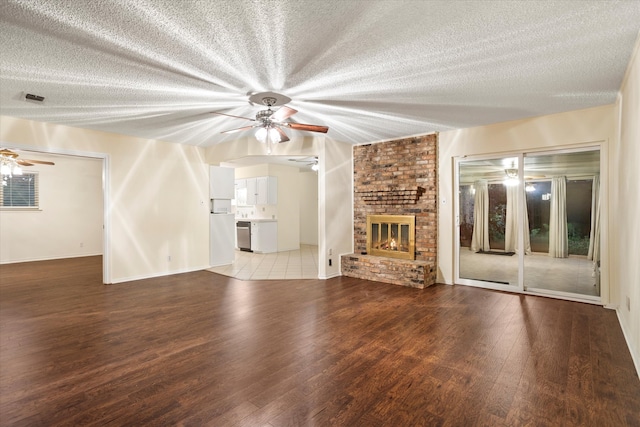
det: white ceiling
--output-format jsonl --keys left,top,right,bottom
{"left": 1, "top": 0, "right": 638, "bottom": 148}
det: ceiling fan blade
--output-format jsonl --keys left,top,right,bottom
{"left": 286, "top": 123, "right": 329, "bottom": 133}
{"left": 16, "top": 160, "right": 34, "bottom": 166}
{"left": 211, "top": 111, "right": 256, "bottom": 122}
{"left": 220, "top": 125, "right": 256, "bottom": 134}
{"left": 0, "top": 148, "right": 18, "bottom": 158}
{"left": 271, "top": 106, "right": 297, "bottom": 122}
{"left": 274, "top": 127, "right": 290, "bottom": 143}
{"left": 22, "top": 159, "right": 55, "bottom": 165}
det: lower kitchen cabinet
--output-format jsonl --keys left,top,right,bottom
{"left": 251, "top": 221, "right": 277, "bottom": 253}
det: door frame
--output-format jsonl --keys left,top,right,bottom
{"left": 454, "top": 143, "right": 606, "bottom": 305}
{"left": 1, "top": 143, "right": 110, "bottom": 284}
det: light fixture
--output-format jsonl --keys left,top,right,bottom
{"left": 255, "top": 127, "right": 267, "bottom": 143}
{"left": 503, "top": 164, "right": 519, "bottom": 186}
{"left": 268, "top": 127, "right": 280, "bottom": 143}
{"left": 255, "top": 126, "right": 281, "bottom": 154}
{"left": 505, "top": 168, "right": 518, "bottom": 179}
{"left": 0, "top": 152, "right": 23, "bottom": 177}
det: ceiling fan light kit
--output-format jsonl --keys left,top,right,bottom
{"left": 0, "top": 149, "right": 55, "bottom": 183}
{"left": 213, "top": 91, "right": 328, "bottom": 155}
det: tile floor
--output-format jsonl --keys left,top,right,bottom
{"left": 459, "top": 248, "right": 599, "bottom": 297}
{"left": 208, "top": 245, "right": 319, "bottom": 280}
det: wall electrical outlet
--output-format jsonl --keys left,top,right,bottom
{"left": 329, "top": 259, "right": 332, "bottom": 266}
{"left": 167, "top": 255, "right": 171, "bottom": 262}
{"left": 627, "top": 296, "right": 631, "bottom": 311}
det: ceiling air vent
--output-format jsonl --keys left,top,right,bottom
{"left": 25, "top": 93, "right": 45, "bottom": 102}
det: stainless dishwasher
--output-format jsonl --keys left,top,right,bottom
{"left": 236, "top": 221, "right": 252, "bottom": 252}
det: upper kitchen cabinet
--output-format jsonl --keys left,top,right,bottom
{"left": 235, "top": 179, "right": 247, "bottom": 206}
{"left": 235, "top": 176, "right": 277, "bottom": 206}
{"left": 256, "top": 176, "right": 277, "bottom": 205}
{"left": 210, "top": 166, "right": 235, "bottom": 199}
{"left": 246, "top": 177, "right": 257, "bottom": 205}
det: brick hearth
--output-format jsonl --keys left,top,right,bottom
{"left": 342, "top": 134, "right": 438, "bottom": 288}
{"left": 341, "top": 254, "right": 435, "bottom": 289}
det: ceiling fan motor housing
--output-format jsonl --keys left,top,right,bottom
{"left": 256, "top": 109, "right": 274, "bottom": 124}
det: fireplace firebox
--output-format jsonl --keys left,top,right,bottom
{"left": 366, "top": 215, "right": 416, "bottom": 260}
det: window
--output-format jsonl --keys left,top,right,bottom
{"left": 1, "top": 173, "right": 39, "bottom": 208}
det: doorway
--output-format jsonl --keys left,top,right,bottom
{"left": 456, "top": 148, "right": 601, "bottom": 301}
{"left": 0, "top": 146, "right": 109, "bottom": 283}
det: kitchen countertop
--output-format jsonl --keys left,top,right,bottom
{"left": 236, "top": 218, "right": 277, "bottom": 222}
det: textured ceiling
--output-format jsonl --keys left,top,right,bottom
{"left": 1, "top": 0, "right": 639, "bottom": 148}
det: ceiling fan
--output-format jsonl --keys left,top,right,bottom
{"left": 288, "top": 156, "right": 319, "bottom": 171}
{"left": 0, "top": 148, "right": 55, "bottom": 177}
{"left": 211, "top": 92, "right": 328, "bottom": 146}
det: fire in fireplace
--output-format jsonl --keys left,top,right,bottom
{"left": 366, "top": 214, "right": 416, "bottom": 260}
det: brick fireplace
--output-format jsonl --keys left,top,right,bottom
{"left": 341, "top": 134, "right": 438, "bottom": 288}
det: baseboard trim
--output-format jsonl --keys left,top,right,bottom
{"left": 109, "top": 265, "right": 211, "bottom": 285}
{"left": 0, "top": 253, "right": 102, "bottom": 264}
{"left": 319, "top": 272, "right": 341, "bottom": 280}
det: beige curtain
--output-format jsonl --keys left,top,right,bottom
{"left": 470, "top": 180, "right": 490, "bottom": 252}
{"left": 587, "top": 175, "right": 600, "bottom": 262}
{"left": 505, "top": 184, "right": 531, "bottom": 254}
{"left": 549, "top": 176, "right": 568, "bottom": 258}
{"left": 588, "top": 175, "right": 601, "bottom": 284}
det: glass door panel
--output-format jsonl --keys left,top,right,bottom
{"left": 523, "top": 150, "right": 600, "bottom": 297}
{"left": 458, "top": 157, "right": 519, "bottom": 287}
{"left": 526, "top": 180, "right": 551, "bottom": 252}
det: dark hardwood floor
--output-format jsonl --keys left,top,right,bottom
{"left": 1, "top": 256, "right": 639, "bottom": 426}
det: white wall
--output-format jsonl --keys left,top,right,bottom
{"left": 438, "top": 105, "right": 615, "bottom": 303}
{"left": 268, "top": 163, "right": 301, "bottom": 251}
{"left": 613, "top": 34, "right": 640, "bottom": 375}
{"left": 0, "top": 116, "right": 210, "bottom": 283}
{"left": 318, "top": 139, "right": 353, "bottom": 279}
{"left": 299, "top": 171, "right": 318, "bottom": 245}
{"left": 0, "top": 153, "right": 103, "bottom": 263}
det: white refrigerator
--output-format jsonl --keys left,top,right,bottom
{"left": 210, "top": 213, "right": 235, "bottom": 267}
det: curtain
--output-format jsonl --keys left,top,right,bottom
{"left": 588, "top": 175, "right": 600, "bottom": 261}
{"left": 505, "top": 184, "right": 532, "bottom": 254}
{"left": 470, "top": 180, "right": 490, "bottom": 252}
{"left": 588, "top": 175, "right": 601, "bottom": 281}
{"left": 549, "top": 176, "right": 568, "bottom": 258}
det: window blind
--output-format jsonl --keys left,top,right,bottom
{"left": 1, "top": 173, "right": 39, "bottom": 208}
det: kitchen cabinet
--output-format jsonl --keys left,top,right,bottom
{"left": 210, "top": 166, "right": 234, "bottom": 199}
{"left": 251, "top": 220, "right": 277, "bottom": 253}
{"left": 246, "top": 177, "right": 257, "bottom": 205}
{"left": 235, "top": 179, "right": 247, "bottom": 206}
{"left": 235, "top": 176, "right": 277, "bottom": 206}
{"left": 256, "top": 176, "right": 277, "bottom": 205}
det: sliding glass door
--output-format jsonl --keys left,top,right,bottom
{"left": 456, "top": 148, "right": 601, "bottom": 301}
{"left": 457, "top": 155, "right": 521, "bottom": 290}
{"left": 523, "top": 150, "right": 600, "bottom": 298}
